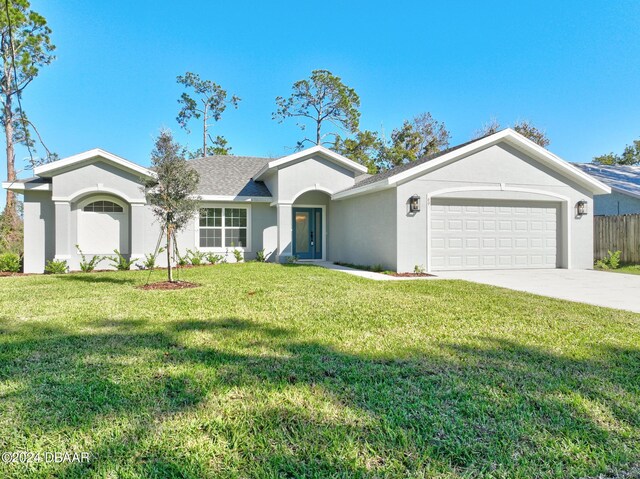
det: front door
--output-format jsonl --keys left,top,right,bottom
{"left": 292, "top": 207, "right": 323, "bottom": 260}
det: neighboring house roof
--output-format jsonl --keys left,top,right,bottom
{"left": 334, "top": 128, "right": 611, "bottom": 199}
{"left": 33, "top": 148, "right": 156, "bottom": 178}
{"left": 572, "top": 163, "right": 640, "bottom": 199}
{"left": 254, "top": 145, "right": 368, "bottom": 180}
{"left": 187, "top": 155, "right": 273, "bottom": 198}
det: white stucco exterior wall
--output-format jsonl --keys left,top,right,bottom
{"left": 330, "top": 188, "right": 397, "bottom": 271}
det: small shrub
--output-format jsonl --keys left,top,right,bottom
{"left": 255, "top": 249, "right": 267, "bottom": 263}
{"left": 175, "top": 250, "right": 189, "bottom": 267}
{"left": 138, "top": 247, "right": 165, "bottom": 270}
{"left": 75, "top": 245, "right": 105, "bottom": 273}
{"left": 0, "top": 252, "right": 21, "bottom": 272}
{"left": 44, "top": 259, "right": 68, "bottom": 274}
{"left": 108, "top": 249, "right": 136, "bottom": 271}
{"left": 205, "top": 253, "right": 224, "bottom": 265}
{"left": 595, "top": 250, "right": 622, "bottom": 270}
{"left": 286, "top": 255, "right": 299, "bottom": 264}
{"left": 608, "top": 250, "right": 621, "bottom": 269}
{"left": 371, "top": 263, "right": 384, "bottom": 273}
{"left": 414, "top": 264, "right": 426, "bottom": 274}
{"left": 232, "top": 249, "right": 243, "bottom": 263}
{"left": 187, "top": 248, "right": 206, "bottom": 266}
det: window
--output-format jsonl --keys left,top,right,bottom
{"left": 199, "top": 207, "right": 247, "bottom": 248}
{"left": 83, "top": 200, "right": 123, "bottom": 212}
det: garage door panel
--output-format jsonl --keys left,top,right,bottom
{"left": 430, "top": 200, "right": 558, "bottom": 271}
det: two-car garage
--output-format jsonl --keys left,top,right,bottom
{"left": 429, "top": 199, "right": 559, "bottom": 271}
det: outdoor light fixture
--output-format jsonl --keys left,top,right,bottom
{"left": 409, "top": 195, "right": 421, "bottom": 213}
{"left": 576, "top": 200, "right": 588, "bottom": 217}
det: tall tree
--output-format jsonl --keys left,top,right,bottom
{"left": 1, "top": 0, "right": 55, "bottom": 229}
{"left": 273, "top": 69, "right": 360, "bottom": 148}
{"left": 594, "top": 138, "right": 640, "bottom": 165}
{"left": 333, "top": 130, "right": 383, "bottom": 174}
{"left": 473, "top": 117, "right": 501, "bottom": 138}
{"left": 474, "top": 118, "right": 550, "bottom": 148}
{"left": 513, "top": 120, "right": 550, "bottom": 148}
{"left": 382, "top": 112, "right": 450, "bottom": 168}
{"left": 143, "top": 130, "right": 200, "bottom": 283}
{"left": 176, "top": 72, "right": 240, "bottom": 159}
{"left": 187, "top": 136, "right": 232, "bottom": 159}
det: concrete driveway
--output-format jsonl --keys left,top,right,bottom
{"left": 435, "top": 269, "right": 640, "bottom": 313}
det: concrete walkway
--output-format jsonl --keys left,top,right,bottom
{"left": 436, "top": 269, "right": 640, "bottom": 313}
{"left": 314, "top": 261, "right": 437, "bottom": 281}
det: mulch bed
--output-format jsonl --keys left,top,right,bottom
{"left": 0, "top": 272, "right": 33, "bottom": 277}
{"left": 137, "top": 281, "right": 200, "bottom": 291}
{"left": 386, "top": 272, "right": 435, "bottom": 277}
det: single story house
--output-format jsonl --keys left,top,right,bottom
{"left": 572, "top": 163, "right": 640, "bottom": 216}
{"left": 3, "top": 129, "right": 610, "bottom": 274}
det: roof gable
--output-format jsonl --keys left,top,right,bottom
{"left": 33, "top": 148, "right": 155, "bottom": 179}
{"left": 254, "top": 145, "right": 368, "bottom": 180}
{"left": 334, "top": 129, "right": 611, "bottom": 199}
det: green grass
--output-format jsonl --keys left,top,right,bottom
{"left": 0, "top": 263, "right": 639, "bottom": 478}
{"left": 612, "top": 265, "right": 640, "bottom": 275}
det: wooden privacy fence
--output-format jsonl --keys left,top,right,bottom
{"left": 594, "top": 214, "right": 640, "bottom": 263}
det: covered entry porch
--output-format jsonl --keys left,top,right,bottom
{"left": 276, "top": 190, "right": 330, "bottom": 262}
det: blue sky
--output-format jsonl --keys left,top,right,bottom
{"left": 9, "top": 0, "right": 640, "bottom": 182}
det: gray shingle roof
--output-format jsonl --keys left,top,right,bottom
{"left": 572, "top": 163, "right": 640, "bottom": 198}
{"left": 188, "top": 155, "right": 273, "bottom": 197}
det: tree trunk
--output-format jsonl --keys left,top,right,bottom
{"left": 3, "top": 91, "right": 18, "bottom": 226}
{"left": 166, "top": 226, "right": 173, "bottom": 282}
{"left": 203, "top": 102, "right": 208, "bottom": 156}
{"left": 316, "top": 119, "right": 321, "bottom": 145}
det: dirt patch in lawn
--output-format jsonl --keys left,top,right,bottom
{"left": 137, "top": 281, "right": 200, "bottom": 291}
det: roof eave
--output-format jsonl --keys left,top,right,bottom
{"left": 2, "top": 180, "right": 52, "bottom": 192}
{"left": 609, "top": 185, "right": 640, "bottom": 199}
{"left": 34, "top": 148, "right": 156, "bottom": 179}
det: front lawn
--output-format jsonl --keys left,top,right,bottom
{"left": 0, "top": 264, "right": 639, "bottom": 478}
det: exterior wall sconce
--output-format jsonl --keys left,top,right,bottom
{"left": 409, "top": 195, "right": 421, "bottom": 213}
{"left": 576, "top": 200, "right": 588, "bottom": 217}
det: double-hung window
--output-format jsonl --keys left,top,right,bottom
{"left": 199, "top": 207, "right": 248, "bottom": 248}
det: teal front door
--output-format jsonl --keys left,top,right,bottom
{"left": 292, "top": 208, "right": 323, "bottom": 260}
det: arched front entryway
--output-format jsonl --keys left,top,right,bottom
{"left": 75, "top": 194, "right": 131, "bottom": 255}
{"left": 291, "top": 190, "right": 330, "bottom": 260}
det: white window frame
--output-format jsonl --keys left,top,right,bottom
{"left": 195, "top": 203, "right": 252, "bottom": 252}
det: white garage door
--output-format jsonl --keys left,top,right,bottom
{"left": 430, "top": 199, "right": 558, "bottom": 271}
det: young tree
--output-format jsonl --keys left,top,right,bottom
{"left": 176, "top": 72, "right": 240, "bottom": 159}
{"left": 273, "top": 69, "right": 360, "bottom": 148}
{"left": 1, "top": 0, "right": 55, "bottom": 231}
{"left": 143, "top": 130, "right": 200, "bottom": 283}
{"left": 594, "top": 138, "right": 640, "bottom": 165}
